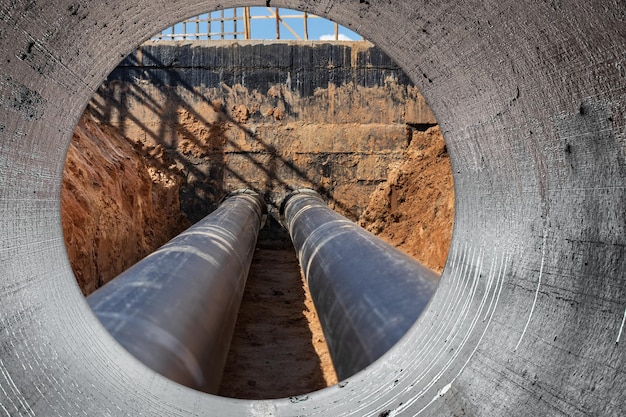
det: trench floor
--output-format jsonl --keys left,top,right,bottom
{"left": 218, "top": 248, "right": 337, "bottom": 399}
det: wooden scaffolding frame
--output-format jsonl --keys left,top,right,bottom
{"left": 153, "top": 7, "right": 363, "bottom": 41}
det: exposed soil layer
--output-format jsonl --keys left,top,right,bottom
{"left": 359, "top": 125, "right": 454, "bottom": 273}
{"left": 61, "top": 110, "right": 190, "bottom": 295}
{"left": 90, "top": 41, "right": 437, "bottom": 245}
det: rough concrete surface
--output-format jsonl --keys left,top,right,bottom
{"left": 0, "top": 1, "right": 624, "bottom": 416}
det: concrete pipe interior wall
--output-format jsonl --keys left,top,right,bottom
{"left": 0, "top": 0, "right": 624, "bottom": 416}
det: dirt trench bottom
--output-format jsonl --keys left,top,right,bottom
{"left": 218, "top": 248, "right": 337, "bottom": 399}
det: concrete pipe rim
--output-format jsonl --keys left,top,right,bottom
{"left": 1, "top": 0, "right": 624, "bottom": 416}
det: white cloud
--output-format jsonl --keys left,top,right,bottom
{"left": 319, "top": 33, "right": 352, "bottom": 41}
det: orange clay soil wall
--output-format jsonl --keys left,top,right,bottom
{"left": 61, "top": 110, "right": 190, "bottom": 295}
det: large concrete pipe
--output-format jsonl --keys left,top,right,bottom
{"left": 0, "top": 0, "right": 624, "bottom": 416}
{"left": 87, "top": 189, "right": 266, "bottom": 393}
{"left": 281, "top": 189, "right": 438, "bottom": 380}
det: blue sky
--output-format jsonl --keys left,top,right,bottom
{"left": 155, "top": 7, "right": 363, "bottom": 41}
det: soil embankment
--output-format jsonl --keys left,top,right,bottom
{"left": 61, "top": 110, "right": 190, "bottom": 295}
{"left": 359, "top": 125, "right": 454, "bottom": 273}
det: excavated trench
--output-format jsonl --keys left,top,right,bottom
{"left": 61, "top": 40, "right": 454, "bottom": 398}
{"left": 0, "top": 1, "right": 624, "bottom": 416}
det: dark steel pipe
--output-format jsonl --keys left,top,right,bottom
{"left": 87, "top": 189, "right": 266, "bottom": 393}
{"left": 281, "top": 189, "right": 439, "bottom": 380}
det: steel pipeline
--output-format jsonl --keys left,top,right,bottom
{"left": 281, "top": 189, "right": 439, "bottom": 380}
{"left": 87, "top": 189, "right": 266, "bottom": 394}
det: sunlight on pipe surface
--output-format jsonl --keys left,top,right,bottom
{"left": 87, "top": 189, "right": 266, "bottom": 393}
{"left": 281, "top": 189, "right": 438, "bottom": 380}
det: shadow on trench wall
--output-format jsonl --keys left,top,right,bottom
{"left": 87, "top": 40, "right": 436, "bottom": 246}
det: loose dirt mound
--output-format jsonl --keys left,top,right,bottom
{"left": 360, "top": 125, "right": 454, "bottom": 273}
